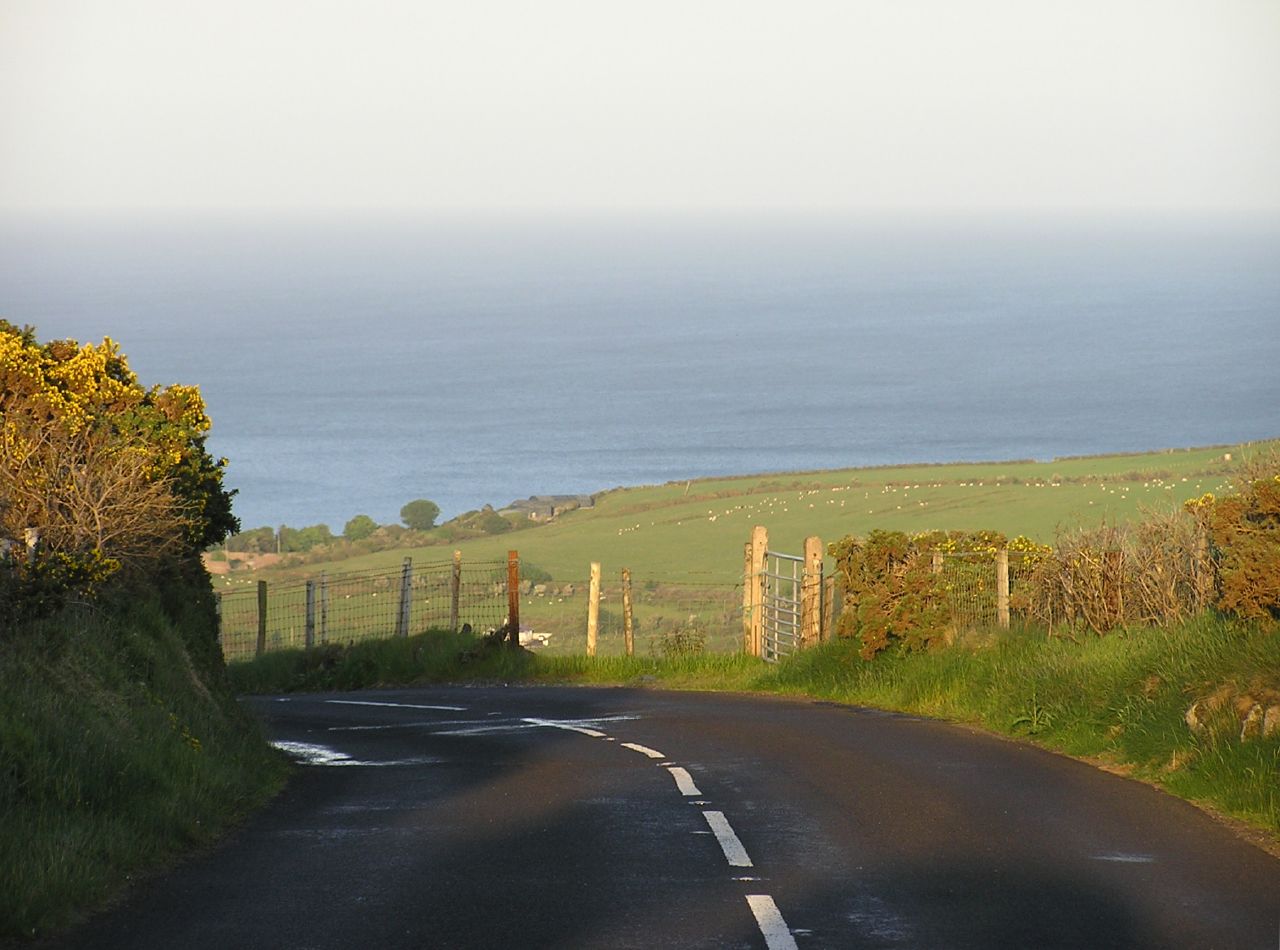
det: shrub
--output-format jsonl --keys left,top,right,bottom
{"left": 1186, "top": 453, "right": 1280, "bottom": 622}
{"left": 829, "top": 530, "right": 948, "bottom": 659}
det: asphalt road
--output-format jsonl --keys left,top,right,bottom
{"left": 54, "top": 686, "right": 1279, "bottom": 949}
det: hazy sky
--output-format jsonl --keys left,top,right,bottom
{"left": 2, "top": 0, "right": 1278, "bottom": 216}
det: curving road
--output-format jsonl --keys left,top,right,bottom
{"left": 56, "top": 686, "right": 1279, "bottom": 949}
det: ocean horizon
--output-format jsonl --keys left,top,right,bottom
{"left": 2, "top": 213, "right": 1277, "bottom": 532}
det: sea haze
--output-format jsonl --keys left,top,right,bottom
{"left": 1, "top": 214, "right": 1277, "bottom": 532}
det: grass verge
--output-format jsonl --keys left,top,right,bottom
{"left": 229, "top": 615, "right": 1279, "bottom": 841}
{"left": 0, "top": 594, "right": 288, "bottom": 943}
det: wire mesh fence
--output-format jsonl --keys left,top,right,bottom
{"left": 934, "top": 550, "right": 1037, "bottom": 631}
{"left": 216, "top": 558, "right": 510, "bottom": 661}
{"left": 514, "top": 571, "right": 744, "bottom": 657}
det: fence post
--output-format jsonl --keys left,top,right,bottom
{"left": 749, "top": 525, "right": 767, "bottom": 657}
{"left": 305, "top": 580, "right": 316, "bottom": 650}
{"left": 621, "top": 567, "right": 634, "bottom": 657}
{"left": 822, "top": 575, "right": 835, "bottom": 642}
{"left": 396, "top": 557, "right": 413, "bottom": 638}
{"left": 587, "top": 561, "right": 601, "bottom": 657}
{"left": 507, "top": 550, "right": 520, "bottom": 646}
{"left": 997, "top": 548, "right": 1010, "bottom": 630}
{"left": 742, "top": 542, "right": 754, "bottom": 654}
{"left": 214, "top": 593, "right": 222, "bottom": 651}
{"left": 320, "top": 572, "right": 328, "bottom": 643}
{"left": 932, "top": 550, "right": 943, "bottom": 575}
{"left": 450, "top": 550, "right": 462, "bottom": 632}
{"left": 801, "top": 536, "right": 823, "bottom": 648}
{"left": 256, "top": 580, "right": 267, "bottom": 657}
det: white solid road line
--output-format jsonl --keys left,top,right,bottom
{"left": 326, "top": 700, "right": 466, "bottom": 711}
{"left": 703, "top": 811, "right": 753, "bottom": 867}
{"left": 667, "top": 766, "right": 702, "bottom": 796}
{"left": 746, "top": 895, "right": 800, "bottom": 950}
{"left": 621, "top": 742, "right": 666, "bottom": 759}
{"left": 522, "top": 717, "right": 608, "bottom": 737}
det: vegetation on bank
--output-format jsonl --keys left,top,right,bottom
{"left": 0, "top": 580, "right": 288, "bottom": 942}
{"left": 0, "top": 325, "right": 280, "bottom": 943}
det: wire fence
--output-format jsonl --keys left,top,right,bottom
{"left": 515, "top": 571, "right": 744, "bottom": 657}
{"left": 935, "top": 551, "right": 1038, "bottom": 631}
{"left": 216, "top": 558, "right": 510, "bottom": 661}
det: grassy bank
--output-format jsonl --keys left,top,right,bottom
{"left": 0, "top": 592, "right": 288, "bottom": 943}
{"left": 229, "top": 616, "right": 1280, "bottom": 840}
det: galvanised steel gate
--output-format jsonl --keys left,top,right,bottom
{"left": 761, "top": 550, "right": 803, "bottom": 661}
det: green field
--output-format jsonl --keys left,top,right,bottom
{"left": 220, "top": 439, "right": 1271, "bottom": 586}
{"left": 212, "top": 439, "right": 1276, "bottom": 655}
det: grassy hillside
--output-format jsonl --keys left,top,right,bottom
{"left": 209, "top": 439, "right": 1278, "bottom": 658}
{"left": 217, "top": 440, "right": 1271, "bottom": 597}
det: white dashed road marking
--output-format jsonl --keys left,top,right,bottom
{"left": 703, "top": 810, "right": 753, "bottom": 867}
{"left": 621, "top": 742, "right": 666, "bottom": 759}
{"left": 746, "top": 895, "right": 800, "bottom": 950}
{"left": 667, "top": 766, "right": 702, "bottom": 796}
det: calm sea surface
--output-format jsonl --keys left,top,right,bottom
{"left": 1, "top": 215, "right": 1277, "bottom": 531}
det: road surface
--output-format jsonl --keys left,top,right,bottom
{"left": 55, "top": 686, "right": 1280, "bottom": 949}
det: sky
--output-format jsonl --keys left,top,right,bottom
{"left": 1, "top": 0, "right": 1278, "bottom": 217}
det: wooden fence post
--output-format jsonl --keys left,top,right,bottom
{"left": 587, "top": 562, "right": 601, "bottom": 657}
{"left": 822, "top": 575, "right": 835, "bottom": 642}
{"left": 256, "top": 580, "right": 267, "bottom": 657}
{"left": 319, "top": 572, "right": 328, "bottom": 643}
{"left": 748, "top": 526, "right": 767, "bottom": 657}
{"left": 450, "top": 550, "right": 462, "bottom": 632}
{"left": 742, "top": 542, "right": 753, "bottom": 653}
{"left": 801, "top": 536, "right": 823, "bottom": 648}
{"left": 506, "top": 550, "right": 520, "bottom": 646}
{"left": 396, "top": 557, "right": 413, "bottom": 638}
{"left": 305, "top": 580, "right": 316, "bottom": 650}
{"left": 621, "top": 567, "right": 634, "bottom": 657}
{"left": 996, "top": 548, "right": 1010, "bottom": 630}
{"left": 932, "top": 550, "right": 943, "bottom": 575}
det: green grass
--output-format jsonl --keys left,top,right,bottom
{"left": 0, "top": 594, "right": 288, "bottom": 942}
{"left": 218, "top": 439, "right": 1274, "bottom": 593}
{"left": 229, "top": 615, "right": 1280, "bottom": 840}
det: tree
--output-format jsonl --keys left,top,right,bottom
{"left": 400, "top": 499, "right": 440, "bottom": 531}
{"left": 343, "top": 514, "right": 378, "bottom": 542}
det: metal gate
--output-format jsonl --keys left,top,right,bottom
{"left": 761, "top": 550, "right": 803, "bottom": 661}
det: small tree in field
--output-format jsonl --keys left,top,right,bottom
{"left": 343, "top": 514, "right": 378, "bottom": 542}
{"left": 400, "top": 499, "right": 440, "bottom": 531}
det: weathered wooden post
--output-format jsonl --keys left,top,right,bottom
{"left": 506, "top": 550, "right": 520, "bottom": 646}
{"left": 996, "top": 548, "right": 1010, "bottom": 630}
{"left": 587, "top": 561, "right": 601, "bottom": 657}
{"left": 801, "top": 535, "right": 824, "bottom": 648}
{"left": 748, "top": 526, "right": 767, "bottom": 657}
{"left": 450, "top": 549, "right": 462, "bottom": 632}
{"left": 319, "top": 572, "right": 328, "bottom": 643}
{"left": 822, "top": 575, "right": 835, "bottom": 642}
{"left": 305, "top": 580, "right": 316, "bottom": 649}
{"left": 256, "top": 580, "right": 268, "bottom": 657}
{"left": 396, "top": 557, "right": 413, "bottom": 638}
{"left": 621, "top": 567, "right": 635, "bottom": 657}
{"left": 932, "top": 550, "right": 943, "bottom": 575}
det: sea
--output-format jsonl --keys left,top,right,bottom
{"left": 1, "top": 213, "right": 1277, "bottom": 532}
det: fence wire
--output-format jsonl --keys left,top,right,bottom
{"left": 515, "top": 571, "right": 744, "bottom": 657}
{"left": 216, "top": 559, "right": 509, "bottom": 661}
{"left": 934, "top": 551, "right": 1036, "bottom": 631}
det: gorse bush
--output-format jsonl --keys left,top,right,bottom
{"left": 0, "top": 322, "right": 236, "bottom": 623}
{"left": 1185, "top": 452, "right": 1280, "bottom": 622}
